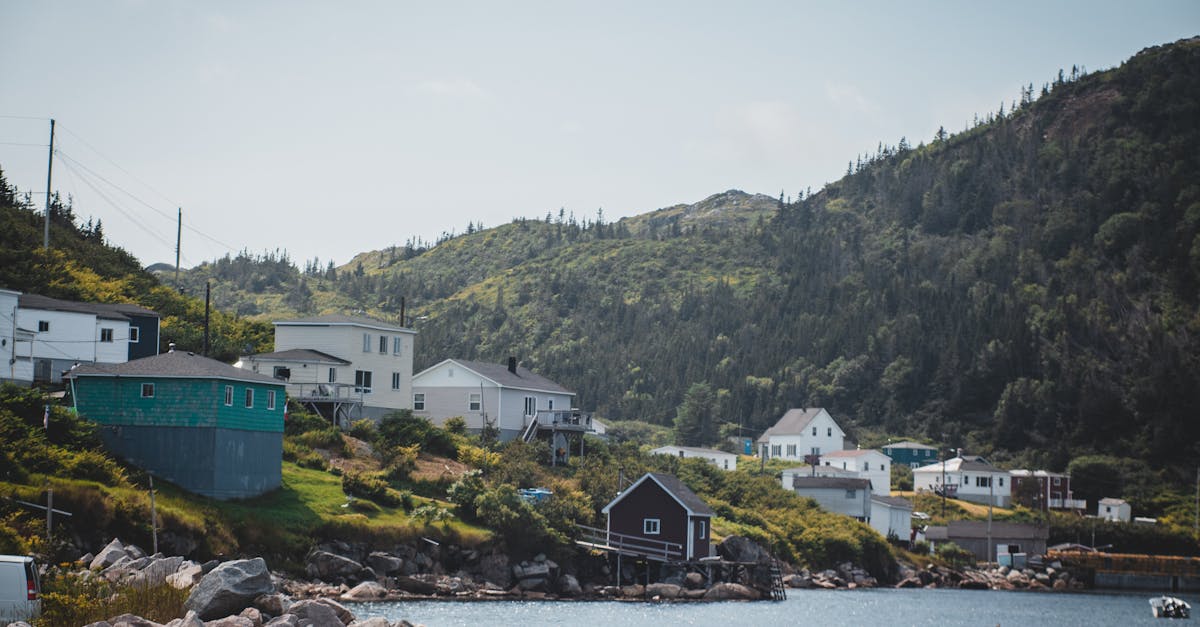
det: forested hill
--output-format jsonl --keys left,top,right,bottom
{"left": 168, "top": 38, "right": 1199, "bottom": 477}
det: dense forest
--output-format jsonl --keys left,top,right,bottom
{"left": 11, "top": 39, "right": 1200, "bottom": 493}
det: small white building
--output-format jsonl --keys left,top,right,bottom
{"left": 870, "top": 495, "right": 914, "bottom": 542}
{"left": 412, "top": 358, "right": 576, "bottom": 441}
{"left": 757, "top": 408, "right": 845, "bottom": 461}
{"left": 913, "top": 455, "right": 1011, "bottom": 507}
{"left": 1098, "top": 497, "right": 1132, "bottom": 522}
{"left": 790, "top": 475, "right": 871, "bottom": 520}
{"left": 651, "top": 445, "right": 738, "bottom": 471}
{"left": 820, "top": 449, "right": 892, "bottom": 496}
{"left": 0, "top": 288, "right": 34, "bottom": 385}
{"left": 17, "top": 293, "right": 144, "bottom": 384}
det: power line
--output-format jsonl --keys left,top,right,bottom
{"left": 0, "top": 114, "right": 50, "bottom": 121}
{"left": 56, "top": 155, "right": 176, "bottom": 249}
{"left": 0, "top": 142, "right": 48, "bottom": 147}
{"left": 58, "top": 124, "right": 180, "bottom": 208}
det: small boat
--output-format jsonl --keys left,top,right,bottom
{"left": 1150, "top": 595, "right": 1191, "bottom": 619}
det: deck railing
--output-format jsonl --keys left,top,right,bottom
{"left": 290, "top": 382, "right": 364, "bottom": 403}
{"left": 529, "top": 409, "right": 592, "bottom": 431}
{"left": 575, "top": 524, "right": 684, "bottom": 561}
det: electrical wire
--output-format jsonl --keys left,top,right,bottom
{"left": 56, "top": 155, "right": 176, "bottom": 249}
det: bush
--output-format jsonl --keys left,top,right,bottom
{"left": 378, "top": 410, "right": 458, "bottom": 457}
{"left": 443, "top": 416, "right": 467, "bottom": 435}
{"left": 292, "top": 428, "right": 347, "bottom": 456}
{"left": 348, "top": 419, "right": 377, "bottom": 442}
{"left": 282, "top": 439, "right": 326, "bottom": 470}
{"left": 283, "top": 408, "right": 329, "bottom": 436}
{"left": 911, "top": 540, "right": 930, "bottom": 555}
{"left": 380, "top": 444, "right": 419, "bottom": 483}
{"left": 342, "top": 471, "right": 406, "bottom": 508}
{"left": 936, "top": 541, "right": 974, "bottom": 566}
{"left": 38, "top": 571, "right": 188, "bottom": 627}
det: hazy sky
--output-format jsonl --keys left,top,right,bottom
{"left": 1, "top": 2, "right": 1197, "bottom": 267}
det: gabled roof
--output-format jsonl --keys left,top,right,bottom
{"left": 883, "top": 441, "right": 937, "bottom": 450}
{"left": 946, "top": 520, "right": 1049, "bottom": 540}
{"left": 601, "top": 472, "right": 715, "bottom": 517}
{"left": 821, "top": 449, "right": 886, "bottom": 458}
{"left": 871, "top": 495, "right": 914, "bottom": 509}
{"left": 90, "top": 302, "right": 161, "bottom": 318}
{"left": 1010, "top": 469, "right": 1069, "bottom": 479}
{"left": 913, "top": 455, "right": 1004, "bottom": 474}
{"left": 69, "top": 350, "right": 283, "bottom": 386}
{"left": 650, "top": 445, "right": 736, "bottom": 457}
{"left": 18, "top": 293, "right": 145, "bottom": 321}
{"left": 792, "top": 476, "right": 870, "bottom": 490}
{"left": 1099, "top": 497, "right": 1128, "bottom": 506}
{"left": 757, "top": 408, "right": 840, "bottom": 443}
{"left": 275, "top": 314, "right": 412, "bottom": 333}
{"left": 416, "top": 358, "right": 573, "bottom": 395}
{"left": 242, "top": 348, "right": 350, "bottom": 365}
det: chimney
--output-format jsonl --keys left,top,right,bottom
{"left": 168, "top": 342, "right": 176, "bottom": 353}
{"left": 507, "top": 356, "right": 517, "bottom": 374}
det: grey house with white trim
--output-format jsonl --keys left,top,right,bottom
{"left": 412, "top": 358, "right": 575, "bottom": 440}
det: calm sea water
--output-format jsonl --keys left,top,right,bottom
{"left": 349, "top": 588, "right": 1196, "bottom": 626}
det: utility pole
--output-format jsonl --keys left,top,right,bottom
{"left": 987, "top": 476, "right": 994, "bottom": 565}
{"left": 1194, "top": 466, "right": 1198, "bottom": 540}
{"left": 45, "top": 482, "right": 53, "bottom": 542}
{"left": 149, "top": 476, "right": 158, "bottom": 555}
{"left": 42, "top": 119, "right": 56, "bottom": 250}
{"left": 174, "top": 208, "right": 182, "bottom": 289}
{"left": 203, "top": 281, "right": 211, "bottom": 356}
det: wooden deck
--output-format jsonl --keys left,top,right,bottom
{"left": 575, "top": 524, "right": 684, "bottom": 561}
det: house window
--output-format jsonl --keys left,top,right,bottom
{"left": 355, "top": 370, "right": 373, "bottom": 393}
{"left": 827, "top": 427, "right": 832, "bottom": 436}
{"left": 362, "top": 333, "right": 371, "bottom": 352}
{"left": 786, "top": 444, "right": 796, "bottom": 457}
{"left": 328, "top": 367, "right": 337, "bottom": 383}
{"left": 880, "top": 464, "right": 885, "bottom": 471}
{"left": 38, "top": 320, "right": 49, "bottom": 332}
{"left": 697, "top": 520, "right": 706, "bottom": 538}
{"left": 129, "top": 327, "right": 140, "bottom": 343}
{"left": 524, "top": 396, "right": 536, "bottom": 417}
{"left": 548, "top": 399, "right": 554, "bottom": 410}
{"left": 811, "top": 447, "right": 820, "bottom": 455}
{"left": 224, "top": 385, "right": 233, "bottom": 406}
{"left": 863, "top": 462, "right": 869, "bottom": 471}
{"left": 1052, "top": 477, "right": 1061, "bottom": 486}
{"left": 771, "top": 445, "right": 781, "bottom": 457}
{"left": 273, "top": 366, "right": 290, "bottom": 380}
{"left": 845, "top": 490, "right": 857, "bottom": 499}
{"left": 812, "top": 426, "right": 817, "bottom": 436}
{"left": 100, "top": 328, "right": 114, "bottom": 342}
{"left": 643, "top": 518, "right": 660, "bottom": 535}
{"left": 999, "top": 477, "right": 1005, "bottom": 487}
{"left": 976, "top": 476, "right": 991, "bottom": 488}
{"left": 140, "top": 383, "right": 154, "bottom": 398}
{"left": 267, "top": 390, "right": 276, "bottom": 410}
{"left": 723, "top": 459, "right": 729, "bottom": 470}
{"left": 413, "top": 393, "right": 425, "bottom": 410}
{"left": 393, "top": 337, "right": 402, "bottom": 354}
{"left": 379, "top": 335, "right": 388, "bottom": 354}
{"left": 469, "top": 393, "right": 481, "bottom": 411}
{"left": 245, "top": 388, "right": 254, "bottom": 408}
{"left": 391, "top": 372, "right": 401, "bottom": 390}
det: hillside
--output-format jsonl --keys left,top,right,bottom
{"left": 165, "top": 39, "right": 1199, "bottom": 485}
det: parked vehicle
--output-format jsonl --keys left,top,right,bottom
{"left": 0, "top": 555, "right": 41, "bottom": 624}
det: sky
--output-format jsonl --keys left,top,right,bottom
{"left": 1, "top": 1, "right": 1197, "bottom": 268}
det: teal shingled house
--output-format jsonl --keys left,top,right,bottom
{"left": 68, "top": 346, "right": 287, "bottom": 500}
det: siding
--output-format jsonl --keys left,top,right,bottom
{"left": 275, "top": 323, "right": 414, "bottom": 413}
{"left": 609, "top": 480, "right": 689, "bottom": 560}
{"left": 73, "top": 377, "right": 284, "bottom": 433}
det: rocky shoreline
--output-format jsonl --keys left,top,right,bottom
{"left": 32, "top": 538, "right": 1090, "bottom": 627}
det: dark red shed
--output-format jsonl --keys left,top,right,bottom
{"left": 601, "top": 472, "right": 715, "bottom": 561}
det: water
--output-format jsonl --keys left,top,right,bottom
{"left": 349, "top": 588, "right": 1197, "bottom": 626}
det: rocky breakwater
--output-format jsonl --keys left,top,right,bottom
{"left": 895, "top": 558, "right": 1085, "bottom": 591}
{"left": 781, "top": 562, "right": 880, "bottom": 590}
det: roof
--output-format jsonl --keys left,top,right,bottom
{"left": 1009, "top": 469, "right": 1069, "bottom": 478}
{"left": 884, "top": 441, "right": 937, "bottom": 450}
{"left": 650, "top": 445, "right": 736, "bottom": 457}
{"left": 1099, "top": 497, "right": 1128, "bottom": 506}
{"left": 274, "top": 314, "right": 412, "bottom": 333}
{"left": 757, "top": 408, "right": 837, "bottom": 442}
{"left": 946, "top": 520, "right": 1049, "bottom": 540}
{"left": 242, "top": 348, "right": 350, "bottom": 365}
{"left": 601, "top": 472, "right": 715, "bottom": 517}
{"left": 18, "top": 293, "right": 154, "bottom": 321}
{"left": 419, "top": 359, "right": 573, "bottom": 395}
{"left": 871, "top": 495, "right": 914, "bottom": 509}
{"left": 821, "top": 449, "right": 886, "bottom": 458}
{"left": 913, "top": 455, "right": 1004, "bottom": 474}
{"left": 792, "top": 476, "right": 870, "bottom": 490}
{"left": 69, "top": 350, "right": 284, "bottom": 386}
{"left": 925, "top": 526, "right": 949, "bottom": 541}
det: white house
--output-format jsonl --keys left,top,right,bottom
{"left": 757, "top": 408, "right": 845, "bottom": 461}
{"left": 1098, "top": 497, "right": 1132, "bottom": 522}
{"left": 0, "top": 288, "right": 34, "bottom": 385}
{"left": 781, "top": 465, "right": 860, "bottom": 493}
{"left": 412, "top": 358, "right": 575, "bottom": 441}
{"left": 820, "top": 449, "right": 892, "bottom": 497}
{"left": 790, "top": 476, "right": 871, "bottom": 520}
{"left": 650, "top": 445, "right": 738, "bottom": 471}
{"left": 15, "top": 293, "right": 145, "bottom": 384}
{"left": 239, "top": 314, "right": 416, "bottom": 422}
{"left": 913, "top": 455, "right": 1011, "bottom": 507}
{"left": 870, "top": 495, "right": 914, "bottom": 542}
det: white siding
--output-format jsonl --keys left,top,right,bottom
{"left": 412, "top": 360, "right": 574, "bottom": 438}
{"left": 793, "top": 486, "right": 870, "bottom": 519}
{"left": 822, "top": 450, "right": 892, "bottom": 496}
{"left": 762, "top": 410, "right": 845, "bottom": 459}
{"left": 869, "top": 500, "right": 913, "bottom": 540}
{"left": 650, "top": 446, "right": 738, "bottom": 471}
{"left": 913, "top": 466, "right": 1011, "bottom": 507}
{"left": 274, "top": 322, "right": 415, "bottom": 415}
{"left": 0, "top": 290, "right": 33, "bottom": 384}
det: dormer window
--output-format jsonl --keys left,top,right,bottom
{"left": 812, "top": 426, "right": 817, "bottom": 436}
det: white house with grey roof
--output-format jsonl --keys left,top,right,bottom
{"left": 821, "top": 449, "right": 892, "bottom": 496}
{"left": 790, "top": 476, "right": 871, "bottom": 520}
{"left": 913, "top": 454, "right": 1012, "bottom": 507}
{"left": 650, "top": 445, "right": 738, "bottom": 471}
{"left": 238, "top": 314, "right": 415, "bottom": 423}
{"left": 412, "top": 358, "right": 575, "bottom": 440}
{"left": 757, "top": 407, "right": 845, "bottom": 461}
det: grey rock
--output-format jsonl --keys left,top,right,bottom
{"left": 107, "top": 613, "right": 162, "bottom": 627}
{"left": 477, "top": 553, "right": 510, "bottom": 588}
{"left": 306, "top": 551, "right": 364, "bottom": 580}
{"left": 342, "top": 581, "right": 387, "bottom": 600}
{"left": 645, "top": 583, "right": 681, "bottom": 599}
{"left": 184, "top": 558, "right": 275, "bottom": 621}
{"left": 556, "top": 574, "right": 582, "bottom": 597}
{"left": 511, "top": 561, "right": 550, "bottom": 580}
{"left": 91, "top": 539, "right": 129, "bottom": 570}
{"left": 168, "top": 562, "right": 205, "bottom": 590}
{"left": 366, "top": 552, "right": 403, "bottom": 575}
{"left": 716, "top": 536, "right": 772, "bottom": 564}
{"left": 239, "top": 607, "right": 265, "bottom": 627}
{"left": 171, "top": 610, "right": 204, "bottom": 627}
{"left": 83, "top": 622, "right": 113, "bottom": 627}
{"left": 136, "top": 556, "right": 185, "bottom": 588}
{"left": 393, "top": 576, "right": 436, "bottom": 595}
{"left": 703, "top": 582, "right": 761, "bottom": 600}
{"left": 124, "top": 543, "right": 147, "bottom": 560}
{"left": 684, "top": 572, "right": 706, "bottom": 589}
{"left": 203, "top": 618, "right": 253, "bottom": 627}
{"left": 347, "top": 619, "right": 392, "bottom": 627}
{"left": 263, "top": 617, "right": 298, "bottom": 627}
{"left": 285, "top": 600, "right": 343, "bottom": 626}
{"left": 253, "top": 593, "right": 291, "bottom": 616}
{"left": 313, "top": 598, "right": 356, "bottom": 625}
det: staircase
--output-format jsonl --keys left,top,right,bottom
{"left": 768, "top": 561, "right": 787, "bottom": 601}
{"left": 519, "top": 416, "right": 539, "bottom": 443}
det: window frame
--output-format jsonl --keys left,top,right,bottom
{"left": 355, "top": 370, "right": 373, "bottom": 393}
{"left": 362, "top": 333, "right": 371, "bottom": 353}
{"left": 643, "top": 518, "right": 661, "bottom": 535}
{"left": 393, "top": 337, "right": 402, "bottom": 354}
{"left": 413, "top": 392, "right": 425, "bottom": 411}
{"left": 770, "top": 444, "right": 781, "bottom": 457}
{"left": 328, "top": 367, "right": 337, "bottom": 383}
{"left": 523, "top": 395, "right": 536, "bottom": 417}
{"left": 379, "top": 335, "right": 388, "bottom": 354}
{"left": 38, "top": 320, "right": 49, "bottom": 332}
{"left": 267, "top": 390, "right": 276, "bottom": 410}
{"left": 244, "top": 388, "right": 254, "bottom": 408}
{"left": 224, "top": 385, "right": 233, "bottom": 406}
{"left": 140, "top": 382, "right": 155, "bottom": 398}
{"left": 391, "top": 372, "right": 401, "bottom": 390}
{"left": 697, "top": 519, "right": 706, "bottom": 538}
{"left": 129, "top": 326, "right": 140, "bottom": 343}
{"left": 100, "top": 328, "right": 114, "bottom": 343}
{"left": 469, "top": 392, "right": 481, "bottom": 412}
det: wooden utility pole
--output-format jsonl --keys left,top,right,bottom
{"left": 203, "top": 281, "right": 211, "bottom": 356}
{"left": 45, "top": 483, "right": 53, "bottom": 541}
{"left": 42, "top": 118, "right": 55, "bottom": 250}
{"left": 174, "top": 208, "right": 182, "bottom": 288}
{"left": 149, "top": 476, "right": 158, "bottom": 555}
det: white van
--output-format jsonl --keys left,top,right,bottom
{"left": 0, "top": 555, "right": 41, "bottom": 624}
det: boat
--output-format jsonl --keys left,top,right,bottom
{"left": 1150, "top": 595, "right": 1191, "bottom": 619}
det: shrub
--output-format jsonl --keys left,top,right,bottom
{"left": 292, "top": 428, "right": 347, "bottom": 456}
{"left": 38, "top": 571, "right": 188, "bottom": 627}
{"left": 411, "top": 503, "right": 453, "bottom": 524}
{"left": 380, "top": 444, "right": 419, "bottom": 483}
{"left": 378, "top": 410, "right": 457, "bottom": 457}
{"left": 936, "top": 541, "right": 974, "bottom": 566}
{"left": 348, "top": 419, "right": 377, "bottom": 442}
{"left": 282, "top": 439, "right": 326, "bottom": 470}
{"left": 911, "top": 540, "right": 930, "bottom": 555}
{"left": 457, "top": 444, "right": 501, "bottom": 470}
{"left": 283, "top": 408, "right": 329, "bottom": 436}
{"left": 443, "top": 416, "right": 467, "bottom": 435}
{"left": 342, "top": 471, "right": 406, "bottom": 508}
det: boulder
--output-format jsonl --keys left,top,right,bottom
{"left": 477, "top": 553, "right": 510, "bottom": 588}
{"left": 82, "top": 623, "right": 112, "bottom": 627}
{"left": 202, "top": 618, "right": 253, "bottom": 627}
{"left": 511, "top": 561, "right": 550, "bottom": 580}
{"left": 703, "top": 582, "right": 761, "bottom": 600}
{"left": 620, "top": 584, "right": 645, "bottom": 598}
{"left": 135, "top": 556, "right": 185, "bottom": 588}
{"left": 517, "top": 577, "right": 549, "bottom": 592}
{"left": 645, "top": 583, "right": 681, "bottom": 599}
{"left": 716, "top": 536, "right": 772, "bottom": 564}
{"left": 366, "top": 552, "right": 404, "bottom": 576}
{"left": 285, "top": 600, "right": 343, "bottom": 626}
{"left": 556, "top": 574, "right": 582, "bottom": 597}
{"left": 167, "top": 562, "right": 205, "bottom": 590}
{"left": 314, "top": 598, "right": 357, "bottom": 625}
{"left": 238, "top": 607, "right": 265, "bottom": 627}
{"left": 684, "top": 572, "right": 706, "bottom": 589}
{"left": 263, "top": 617, "right": 299, "bottom": 627}
{"left": 895, "top": 576, "right": 923, "bottom": 588}
{"left": 253, "top": 593, "right": 291, "bottom": 617}
{"left": 107, "top": 614, "right": 162, "bottom": 627}
{"left": 92, "top": 539, "right": 130, "bottom": 570}
{"left": 393, "top": 576, "right": 437, "bottom": 595}
{"left": 1052, "top": 578, "right": 1068, "bottom": 590}
{"left": 184, "top": 558, "right": 275, "bottom": 621}
{"left": 343, "top": 581, "right": 388, "bottom": 601}
{"left": 164, "top": 611, "right": 204, "bottom": 627}
{"left": 306, "top": 551, "right": 364, "bottom": 581}
{"left": 124, "top": 544, "right": 147, "bottom": 560}
{"left": 348, "top": 619, "right": 392, "bottom": 627}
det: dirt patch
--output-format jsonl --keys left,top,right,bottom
{"left": 1043, "top": 85, "right": 1121, "bottom": 142}
{"left": 318, "top": 434, "right": 383, "bottom": 475}
{"left": 412, "top": 453, "right": 471, "bottom": 483}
